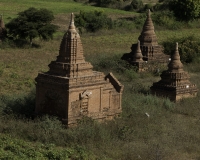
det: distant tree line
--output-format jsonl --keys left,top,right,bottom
{"left": 75, "top": 0, "right": 149, "bottom": 12}
{"left": 75, "top": 0, "right": 200, "bottom": 22}
{"left": 1, "top": 0, "right": 200, "bottom": 50}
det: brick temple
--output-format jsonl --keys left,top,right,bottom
{"left": 150, "top": 43, "right": 198, "bottom": 102}
{"left": 131, "top": 40, "right": 146, "bottom": 72}
{"left": 138, "top": 9, "right": 169, "bottom": 63}
{"left": 122, "top": 9, "right": 169, "bottom": 71}
{"left": 35, "top": 13, "right": 123, "bottom": 126}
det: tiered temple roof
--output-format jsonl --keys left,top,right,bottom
{"left": 150, "top": 43, "right": 198, "bottom": 101}
{"left": 138, "top": 9, "right": 158, "bottom": 46}
{"left": 48, "top": 13, "right": 94, "bottom": 77}
{"left": 138, "top": 9, "right": 169, "bottom": 62}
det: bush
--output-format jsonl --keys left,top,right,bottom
{"left": 153, "top": 2, "right": 170, "bottom": 11}
{"left": 169, "top": 0, "right": 200, "bottom": 21}
{"left": 143, "top": 3, "right": 153, "bottom": 11}
{"left": 87, "top": 53, "right": 136, "bottom": 75}
{"left": 132, "top": 13, "right": 146, "bottom": 29}
{"left": 96, "top": 0, "right": 123, "bottom": 8}
{"left": 152, "top": 11, "right": 182, "bottom": 30}
{"left": 89, "top": 0, "right": 131, "bottom": 10}
{"left": 75, "top": 10, "right": 113, "bottom": 32}
{"left": 162, "top": 35, "right": 200, "bottom": 63}
{"left": 127, "top": 0, "right": 144, "bottom": 11}
{"left": 0, "top": 91, "right": 35, "bottom": 118}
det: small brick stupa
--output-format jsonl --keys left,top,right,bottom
{"left": 0, "top": 15, "right": 6, "bottom": 41}
{"left": 35, "top": 13, "right": 123, "bottom": 126}
{"left": 131, "top": 40, "right": 146, "bottom": 72}
{"left": 150, "top": 43, "right": 198, "bottom": 102}
{"left": 138, "top": 9, "right": 169, "bottom": 63}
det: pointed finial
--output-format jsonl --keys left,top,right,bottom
{"left": 69, "top": 13, "right": 75, "bottom": 30}
{"left": 176, "top": 42, "right": 178, "bottom": 51}
{"left": 173, "top": 42, "right": 180, "bottom": 59}
{"left": 133, "top": 40, "right": 143, "bottom": 62}
{"left": 137, "top": 40, "right": 140, "bottom": 49}
{"left": 147, "top": 9, "right": 151, "bottom": 17}
{"left": 168, "top": 42, "right": 183, "bottom": 71}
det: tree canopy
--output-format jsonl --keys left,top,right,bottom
{"left": 130, "top": 0, "right": 143, "bottom": 11}
{"left": 75, "top": 10, "right": 113, "bottom": 32}
{"left": 6, "top": 7, "right": 58, "bottom": 45}
{"left": 169, "top": 0, "right": 200, "bottom": 21}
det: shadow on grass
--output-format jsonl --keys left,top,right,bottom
{"left": 14, "top": 39, "right": 41, "bottom": 48}
{"left": 0, "top": 38, "right": 41, "bottom": 49}
{"left": 0, "top": 90, "right": 35, "bottom": 118}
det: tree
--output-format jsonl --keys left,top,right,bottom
{"left": 75, "top": 10, "right": 113, "bottom": 32}
{"left": 169, "top": 0, "right": 200, "bottom": 21}
{"left": 6, "top": 7, "right": 58, "bottom": 45}
{"left": 130, "top": 0, "right": 143, "bottom": 11}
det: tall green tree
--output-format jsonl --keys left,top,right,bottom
{"left": 169, "top": 0, "right": 200, "bottom": 21}
{"left": 6, "top": 7, "right": 58, "bottom": 45}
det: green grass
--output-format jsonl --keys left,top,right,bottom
{"left": 1, "top": 0, "right": 200, "bottom": 159}
{"left": 0, "top": 133, "right": 94, "bottom": 159}
{"left": 0, "top": 0, "right": 136, "bottom": 24}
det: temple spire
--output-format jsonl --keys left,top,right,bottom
{"left": 133, "top": 40, "right": 143, "bottom": 62}
{"left": 147, "top": 9, "right": 151, "bottom": 18}
{"left": 138, "top": 9, "right": 158, "bottom": 45}
{"left": 57, "top": 12, "right": 84, "bottom": 64}
{"left": 48, "top": 13, "right": 93, "bottom": 77}
{"left": 68, "top": 13, "right": 75, "bottom": 31}
{"left": 174, "top": 42, "right": 179, "bottom": 59}
{"left": 176, "top": 42, "right": 178, "bottom": 50}
{"left": 168, "top": 42, "right": 183, "bottom": 71}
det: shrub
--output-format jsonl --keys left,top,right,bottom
{"left": 132, "top": 13, "right": 146, "bottom": 29}
{"left": 153, "top": 2, "right": 170, "bottom": 11}
{"left": 87, "top": 53, "right": 136, "bottom": 75}
{"left": 169, "top": 0, "right": 200, "bottom": 21}
{"left": 127, "top": 0, "right": 144, "bottom": 11}
{"left": 152, "top": 11, "right": 182, "bottom": 30}
{"left": 75, "top": 10, "right": 113, "bottom": 32}
{"left": 89, "top": 0, "right": 131, "bottom": 10}
{"left": 143, "top": 3, "right": 153, "bottom": 11}
{"left": 96, "top": 0, "right": 123, "bottom": 8}
{"left": 0, "top": 90, "right": 35, "bottom": 118}
{"left": 162, "top": 35, "right": 200, "bottom": 63}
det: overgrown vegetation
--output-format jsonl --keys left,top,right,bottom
{"left": 75, "top": 10, "right": 113, "bottom": 32}
{"left": 0, "top": 134, "right": 93, "bottom": 159}
{"left": 1, "top": 0, "right": 200, "bottom": 159}
{"left": 0, "top": 50, "right": 200, "bottom": 159}
{"left": 162, "top": 35, "right": 200, "bottom": 63}
{"left": 169, "top": 0, "right": 200, "bottom": 21}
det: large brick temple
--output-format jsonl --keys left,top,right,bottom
{"left": 150, "top": 43, "right": 198, "bottom": 101}
{"left": 35, "top": 13, "right": 123, "bottom": 126}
